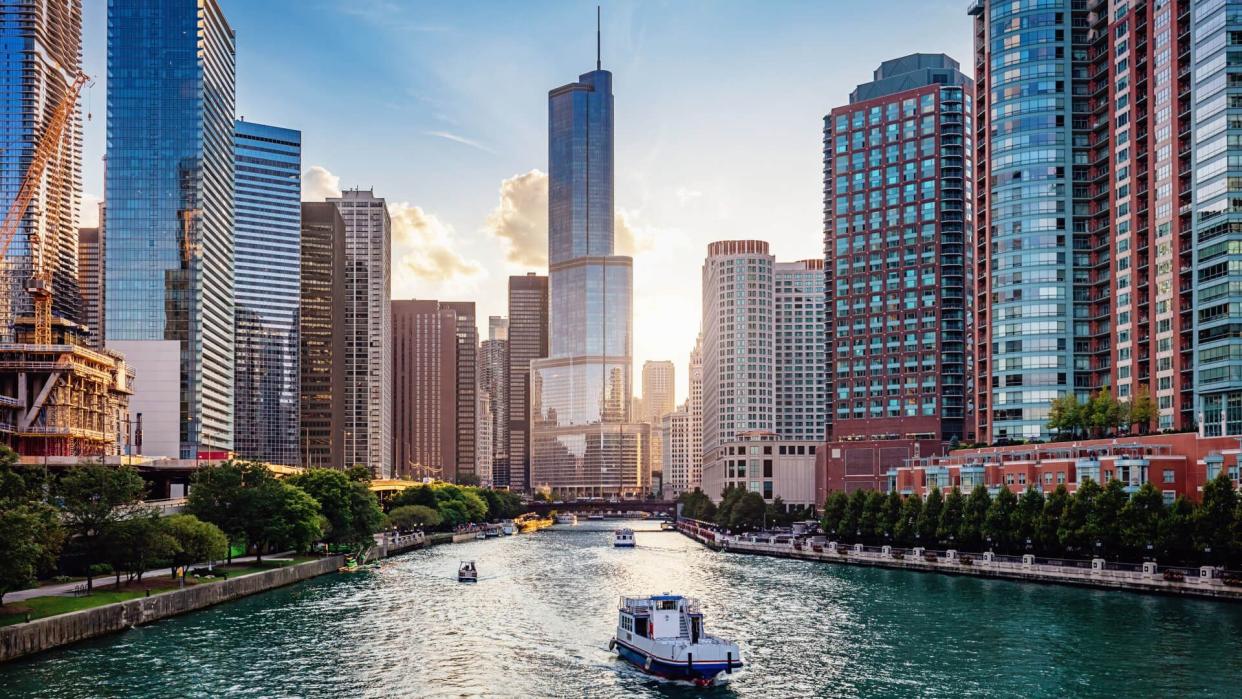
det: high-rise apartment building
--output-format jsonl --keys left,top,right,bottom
{"left": 299, "top": 202, "right": 347, "bottom": 469}
{"left": 442, "top": 301, "right": 478, "bottom": 482}
{"left": 392, "top": 300, "right": 457, "bottom": 481}
{"left": 78, "top": 226, "right": 102, "bottom": 348}
{"left": 641, "top": 361, "right": 676, "bottom": 423}
{"left": 106, "top": 0, "right": 235, "bottom": 458}
{"left": 530, "top": 52, "right": 650, "bottom": 497}
{"left": 776, "top": 260, "right": 826, "bottom": 441}
{"left": 0, "top": 0, "right": 83, "bottom": 339}
{"left": 328, "top": 189, "right": 392, "bottom": 477}
{"left": 662, "top": 405, "right": 692, "bottom": 498}
{"left": 508, "top": 273, "right": 548, "bottom": 492}
{"left": 233, "top": 120, "right": 301, "bottom": 465}
{"left": 480, "top": 316, "right": 509, "bottom": 486}
{"left": 969, "top": 2, "right": 1197, "bottom": 440}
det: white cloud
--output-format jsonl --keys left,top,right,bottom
{"left": 302, "top": 165, "right": 342, "bottom": 201}
{"left": 484, "top": 169, "right": 548, "bottom": 267}
{"left": 424, "top": 130, "right": 496, "bottom": 154}
{"left": 79, "top": 193, "right": 102, "bottom": 228}
{"left": 674, "top": 187, "right": 703, "bottom": 205}
{"left": 389, "top": 202, "right": 485, "bottom": 285}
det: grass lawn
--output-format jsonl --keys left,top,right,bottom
{"left": 0, "top": 581, "right": 183, "bottom": 627}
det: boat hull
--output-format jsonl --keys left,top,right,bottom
{"left": 613, "top": 638, "right": 739, "bottom": 683}
{"left": 614, "top": 542, "right": 635, "bottom": 548}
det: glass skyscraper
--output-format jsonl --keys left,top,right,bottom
{"left": 530, "top": 55, "right": 649, "bottom": 497}
{"left": 233, "top": 120, "right": 301, "bottom": 465}
{"left": 0, "top": 0, "right": 83, "bottom": 338}
{"left": 106, "top": 0, "right": 236, "bottom": 457}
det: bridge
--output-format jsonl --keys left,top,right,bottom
{"left": 523, "top": 500, "right": 678, "bottom": 516}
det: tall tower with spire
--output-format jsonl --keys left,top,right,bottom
{"left": 529, "top": 11, "right": 650, "bottom": 497}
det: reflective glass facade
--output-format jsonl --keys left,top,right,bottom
{"left": 233, "top": 120, "right": 300, "bottom": 465}
{"left": 0, "top": 0, "right": 83, "bottom": 338}
{"left": 531, "top": 66, "right": 648, "bottom": 496}
{"left": 106, "top": 0, "right": 236, "bottom": 455}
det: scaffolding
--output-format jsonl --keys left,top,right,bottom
{"left": 0, "top": 317, "right": 133, "bottom": 457}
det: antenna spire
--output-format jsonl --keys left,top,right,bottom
{"left": 596, "top": 5, "right": 601, "bottom": 70}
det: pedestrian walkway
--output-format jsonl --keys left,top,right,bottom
{"left": 4, "top": 552, "right": 295, "bottom": 603}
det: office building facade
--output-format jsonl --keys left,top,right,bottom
{"left": 530, "top": 59, "right": 650, "bottom": 497}
{"left": 661, "top": 405, "right": 692, "bottom": 498}
{"left": 442, "top": 301, "right": 478, "bottom": 482}
{"left": 327, "top": 189, "right": 392, "bottom": 477}
{"left": 688, "top": 337, "right": 704, "bottom": 491}
{"left": 0, "top": 0, "right": 83, "bottom": 339}
{"left": 233, "top": 120, "right": 301, "bottom": 465}
{"left": 479, "top": 317, "right": 509, "bottom": 486}
{"left": 507, "top": 273, "right": 548, "bottom": 491}
{"left": 299, "top": 202, "right": 347, "bottom": 469}
{"left": 392, "top": 300, "right": 457, "bottom": 481}
{"left": 78, "top": 225, "right": 102, "bottom": 348}
{"left": 775, "top": 260, "right": 827, "bottom": 442}
{"left": 106, "top": 0, "right": 236, "bottom": 458}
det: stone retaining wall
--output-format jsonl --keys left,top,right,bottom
{"left": 0, "top": 556, "right": 343, "bottom": 664}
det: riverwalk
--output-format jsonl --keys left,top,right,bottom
{"left": 677, "top": 520, "right": 1242, "bottom": 601}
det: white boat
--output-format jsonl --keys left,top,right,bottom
{"left": 555, "top": 513, "right": 578, "bottom": 525}
{"left": 613, "top": 528, "right": 636, "bottom": 548}
{"left": 588, "top": 514, "right": 605, "bottom": 521}
{"left": 458, "top": 560, "right": 478, "bottom": 583}
{"left": 476, "top": 530, "right": 487, "bottom": 540}
{"left": 610, "top": 594, "right": 741, "bottom": 686}
{"left": 501, "top": 520, "right": 516, "bottom": 536}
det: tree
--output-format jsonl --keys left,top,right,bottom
{"left": 984, "top": 485, "right": 1017, "bottom": 552}
{"left": 860, "top": 491, "right": 884, "bottom": 544}
{"left": 388, "top": 505, "right": 442, "bottom": 531}
{"left": 102, "top": 512, "right": 179, "bottom": 583}
{"left": 1047, "top": 393, "right": 1083, "bottom": 438}
{"left": 1196, "top": 471, "right": 1239, "bottom": 565}
{"left": 1089, "top": 478, "right": 1128, "bottom": 559}
{"left": 715, "top": 487, "right": 745, "bottom": 529}
{"left": 1085, "top": 392, "right": 1123, "bottom": 438}
{"left": 241, "top": 480, "right": 322, "bottom": 561}
{"left": 937, "top": 488, "right": 965, "bottom": 546}
{"left": 678, "top": 489, "right": 716, "bottom": 522}
{"left": 918, "top": 487, "right": 943, "bottom": 545}
{"left": 879, "top": 490, "right": 902, "bottom": 542}
{"left": 894, "top": 493, "right": 922, "bottom": 547}
{"left": 344, "top": 466, "right": 372, "bottom": 483}
{"left": 728, "top": 491, "right": 767, "bottom": 532}
{"left": 164, "top": 514, "right": 228, "bottom": 580}
{"left": 959, "top": 485, "right": 991, "bottom": 551}
{"left": 1127, "top": 386, "right": 1156, "bottom": 435}
{"left": 0, "top": 447, "right": 63, "bottom": 605}
{"left": 187, "top": 461, "right": 274, "bottom": 562}
{"left": 1120, "top": 483, "right": 1165, "bottom": 560}
{"left": 57, "top": 463, "right": 149, "bottom": 591}
{"left": 840, "top": 489, "right": 868, "bottom": 540}
{"left": 1039, "top": 485, "right": 1069, "bottom": 555}
{"left": 821, "top": 491, "right": 849, "bottom": 537}
{"left": 388, "top": 484, "right": 438, "bottom": 511}
{"left": 1158, "top": 496, "right": 1196, "bottom": 564}
{"left": 1013, "top": 486, "right": 1045, "bottom": 553}
{"left": 1059, "top": 478, "right": 1100, "bottom": 556}
{"left": 287, "top": 468, "right": 383, "bottom": 547}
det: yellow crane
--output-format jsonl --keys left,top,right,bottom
{"left": 0, "top": 72, "right": 90, "bottom": 345}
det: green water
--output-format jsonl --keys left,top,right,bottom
{"left": 2, "top": 521, "right": 1240, "bottom": 698}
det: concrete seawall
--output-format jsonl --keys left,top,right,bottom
{"left": 678, "top": 524, "right": 1242, "bottom": 602}
{"left": 0, "top": 556, "right": 343, "bottom": 664}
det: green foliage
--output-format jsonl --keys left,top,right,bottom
{"left": 1059, "top": 477, "right": 1100, "bottom": 555}
{"left": 242, "top": 480, "right": 323, "bottom": 559}
{"left": 1128, "top": 386, "right": 1156, "bottom": 434}
{"left": 56, "top": 463, "right": 149, "bottom": 591}
{"left": 918, "top": 487, "right": 943, "bottom": 544}
{"left": 101, "top": 512, "right": 178, "bottom": 582}
{"left": 839, "top": 489, "right": 867, "bottom": 539}
{"left": 186, "top": 461, "right": 274, "bottom": 557}
{"left": 286, "top": 468, "right": 383, "bottom": 546}
{"left": 727, "top": 491, "right": 767, "bottom": 533}
{"left": 938, "top": 488, "right": 964, "bottom": 545}
{"left": 959, "top": 485, "right": 991, "bottom": 550}
{"left": 1089, "top": 478, "right": 1128, "bottom": 557}
{"left": 388, "top": 505, "right": 442, "bottom": 530}
{"left": 894, "top": 493, "right": 921, "bottom": 546}
{"left": 1038, "top": 485, "right": 1069, "bottom": 554}
{"left": 1013, "top": 486, "right": 1045, "bottom": 552}
{"left": 163, "top": 514, "right": 228, "bottom": 574}
{"left": 0, "top": 447, "right": 63, "bottom": 605}
{"left": 344, "top": 466, "right": 372, "bottom": 483}
{"left": 859, "top": 491, "right": 884, "bottom": 542}
{"left": 1047, "top": 393, "right": 1084, "bottom": 438}
{"left": 984, "top": 485, "right": 1017, "bottom": 552}
{"left": 1120, "top": 483, "right": 1165, "bottom": 557}
{"left": 821, "top": 491, "right": 849, "bottom": 536}
{"left": 880, "top": 490, "right": 902, "bottom": 540}
{"left": 1158, "top": 496, "right": 1196, "bottom": 563}
{"left": 1196, "top": 471, "right": 1239, "bottom": 563}
{"left": 677, "top": 488, "right": 716, "bottom": 522}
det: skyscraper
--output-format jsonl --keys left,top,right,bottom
{"left": 328, "top": 189, "right": 392, "bottom": 477}
{"left": 529, "top": 36, "right": 650, "bottom": 497}
{"left": 662, "top": 405, "right": 692, "bottom": 498}
{"left": 688, "top": 337, "right": 704, "bottom": 491}
{"left": 442, "top": 301, "right": 478, "bottom": 482}
{"left": 392, "top": 300, "right": 457, "bottom": 481}
{"left": 233, "top": 120, "right": 301, "bottom": 465}
{"left": 106, "top": 0, "right": 235, "bottom": 458}
{"left": 641, "top": 361, "right": 676, "bottom": 424}
{"left": 78, "top": 225, "right": 102, "bottom": 349}
{"left": 299, "top": 202, "right": 347, "bottom": 469}
{"left": 776, "top": 260, "right": 826, "bottom": 442}
{"left": 480, "top": 317, "right": 509, "bottom": 486}
{"left": 507, "top": 273, "right": 548, "bottom": 492}
{"left": 0, "top": 0, "right": 83, "bottom": 339}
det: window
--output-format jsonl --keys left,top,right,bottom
{"left": 1163, "top": 469, "right": 1175, "bottom": 484}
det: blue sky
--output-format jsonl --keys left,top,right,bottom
{"left": 81, "top": 0, "right": 973, "bottom": 404}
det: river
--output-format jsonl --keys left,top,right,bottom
{"left": 3, "top": 520, "right": 1241, "bottom": 698}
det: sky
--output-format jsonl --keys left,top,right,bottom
{"left": 79, "top": 0, "right": 973, "bottom": 405}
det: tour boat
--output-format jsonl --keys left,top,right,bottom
{"left": 458, "top": 560, "right": 478, "bottom": 583}
{"left": 501, "top": 520, "right": 516, "bottom": 536}
{"left": 613, "top": 528, "right": 636, "bottom": 548}
{"left": 555, "top": 513, "right": 578, "bottom": 525}
{"left": 588, "top": 514, "right": 605, "bottom": 521}
{"left": 610, "top": 594, "right": 741, "bottom": 686}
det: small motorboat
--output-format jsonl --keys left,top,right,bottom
{"left": 555, "top": 513, "right": 578, "bottom": 525}
{"left": 613, "top": 528, "right": 636, "bottom": 548}
{"left": 660, "top": 521, "right": 676, "bottom": 531}
{"left": 611, "top": 594, "right": 741, "bottom": 686}
{"left": 458, "top": 560, "right": 478, "bottom": 583}
{"left": 501, "top": 520, "right": 516, "bottom": 535}
{"left": 476, "top": 530, "right": 487, "bottom": 540}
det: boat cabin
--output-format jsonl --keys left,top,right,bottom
{"left": 618, "top": 595, "right": 704, "bottom": 642}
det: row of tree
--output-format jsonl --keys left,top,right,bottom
{"left": 0, "top": 449, "right": 232, "bottom": 602}
{"left": 677, "top": 488, "right": 817, "bottom": 533}
{"left": 1047, "top": 389, "right": 1156, "bottom": 438}
{"left": 821, "top": 472, "right": 1242, "bottom": 566}
{"left": 383, "top": 483, "right": 525, "bottom": 530}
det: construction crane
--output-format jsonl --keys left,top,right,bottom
{"left": 0, "top": 71, "right": 91, "bottom": 345}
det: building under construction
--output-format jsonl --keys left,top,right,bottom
{"left": 0, "top": 317, "right": 132, "bottom": 457}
